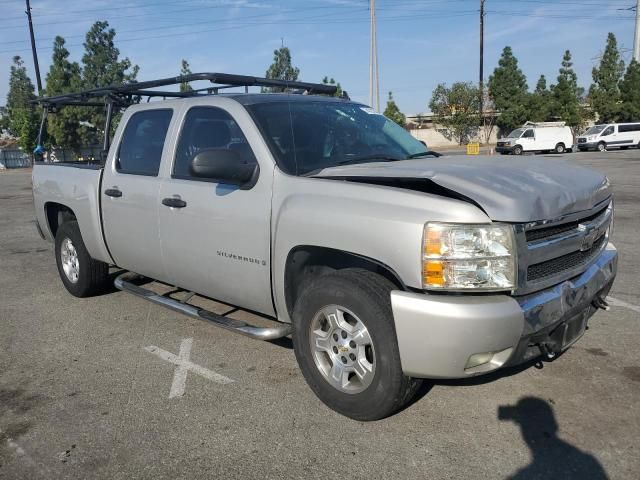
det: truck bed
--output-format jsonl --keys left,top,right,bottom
{"left": 32, "top": 162, "right": 113, "bottom": 264}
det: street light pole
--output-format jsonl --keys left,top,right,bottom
{"left": 25, "top": 0, "right": 43, "bottom": 95}
{"left": 479, "top": 0, "right": 485, "bottom": 128}
{"left": 634, "top": 0, "right": 640, "bottom": 62}
{"left": 369, "top": 0, "right": 380, "bottom": 111}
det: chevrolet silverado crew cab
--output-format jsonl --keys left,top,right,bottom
{"left": 32, "top": 73, "right": 617, "bottom": 421}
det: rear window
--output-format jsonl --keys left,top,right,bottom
{"left": 117, "top": 109, "right": 173, "bottom": 176}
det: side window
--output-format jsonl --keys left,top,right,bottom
{"left": 523, "top": 129, "right": 534, "bottom": 138}
{"left": 602, "top": 126, "right": 614, "bottom": 136}
{"left": 117, "top": 109, "right": 172, "bottom": 176}
{"left": 173, "top": 106, "right": 257, "bottom": 179}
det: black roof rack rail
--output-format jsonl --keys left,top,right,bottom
{"left": 34, "top": 72, "right": 338, "bottom": 107}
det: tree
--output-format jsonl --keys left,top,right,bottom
{"left": 180, "top": 59, "right": 193, "bottom": 92}
{"left": 550, "top": 50, "right": 589, "bottom": 132}
{"left": 322, "top": 76, "right": 343, "bottom": 97}
{"left": 5, "top": 56, "right": 38, "bottom": 151}
{"left": 488, "top": 46, "right": 528, "bottom": 135}
{"left": 429, "top": 82, "right": 480, "bottom": 144}
{"left": 80, "top": 21, "right": 139, "bottom": 144}
{"left": 384, "top": 91, "right": 406, "bottom": 127}
{"left": 263, "top": 46, "right": 299, "bottom": 92}
{"left": 45, "top": 36, "right": 83, "bottom": 149}
{"left": 619, "top": 59, "right": 640, "bottom": 122}
{"left": 589, "top": 33, "right": 625, "bottom": 123}
{"left": 528, "top": 75, "right": 552, "bottom": 122}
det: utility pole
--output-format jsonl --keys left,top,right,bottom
{"left": 369, "top": 0, "right": 380, "bottom": 111}
{"left": 25, "top": 0, "right": 43, "bottom": 95}
{"left": 479, "top": 0, "right": 485, "bottom": 128}
{"left": 634, "top": 0, "right": 640, "bottom": 62}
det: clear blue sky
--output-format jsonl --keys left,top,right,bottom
{"left": 0, "top": 0, "right": 636, "bottom": 114}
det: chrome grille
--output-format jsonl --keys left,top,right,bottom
{"left": 515, "top": 199, "right": 612, "bottom": 294}
{"left": 525, "top": 205, "right": 608, "bottom": 242}
{"left": 527, "top": 234, "right": 606, "bottom": 282}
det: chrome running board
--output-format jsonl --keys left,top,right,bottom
{"left": 114, "top": 272, "right": 292, "bottom": 341}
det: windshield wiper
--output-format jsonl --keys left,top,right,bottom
{"left": 407, "top": 150, "right": 442, "bottom": 159}
{"left": 336, "top": 154, "right": 402, "bottom": 166}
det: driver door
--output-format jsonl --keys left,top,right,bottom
{"left": 157, "top": 104, "right": 274, "bottom": 316}
{"left": 520, "top": 128, "right": 535, "bottom": 151}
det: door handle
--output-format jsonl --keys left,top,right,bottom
{"left": 104, "top": 188, "right": 122, "bottom": 198}
{"left": 162, "top": 197, "right": 187, "bottom": 208}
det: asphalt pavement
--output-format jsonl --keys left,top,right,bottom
{"left": 1, "top": 149, "right": 639, "bottom": 479}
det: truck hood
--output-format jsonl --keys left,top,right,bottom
{"left": 311, "top": 155, "right": 611, "bottom": 222}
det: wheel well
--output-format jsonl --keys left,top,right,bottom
{"left": 283, "top": 246, "right": 406, "bottom": 317}
{"left": 44, "top": 202, "right": 77, "bottom": 237}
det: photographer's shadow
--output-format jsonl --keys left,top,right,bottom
{"left": 499, "top": 397, "right": 608, "bottom": 480}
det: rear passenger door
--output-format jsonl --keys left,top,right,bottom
{"left": 157, "top": 105, "right": 274, "bottom": 316}
{"left": 102, "top": 108, "right": 173, "bottom": 281}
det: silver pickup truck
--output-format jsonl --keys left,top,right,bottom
{"left": 32, "top": 74, "right": 617, "bottom": 421}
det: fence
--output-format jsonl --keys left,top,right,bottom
{"left": 49, "top": 146, "right": 103, "bottom": 163}
{"left": 0, "top": 149, "right": 32, "bottom": 169}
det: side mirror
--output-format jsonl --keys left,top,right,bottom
{"left": 190, "top": 149, "right": 258, "bottom": 188}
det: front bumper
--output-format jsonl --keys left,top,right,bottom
{"left": 390, "top": 243, "right": 618, "bottom": 378}
{"left": 495, "top": 145, "right": 514, "bottom": 153}
{"left": 577, "top": 141, "right": 598, "bottom": 150}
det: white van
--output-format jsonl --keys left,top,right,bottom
{"left": 496, "top": 122, "right": 574, "bottom": 155}
{"left": 576, "top": 123, "right": 640, "bottom": 152}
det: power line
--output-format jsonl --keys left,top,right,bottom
{"left": 0, "top": 11, "right": 481, "bottom": 53}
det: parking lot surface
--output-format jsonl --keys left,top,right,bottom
{"left": 1, "top": 150, "right": 639, "bottom": 479}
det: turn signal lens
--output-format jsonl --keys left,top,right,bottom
{"left": 423, "top": 260, "right": 444, "bottom": 286}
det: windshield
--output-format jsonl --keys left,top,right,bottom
{"left": 245, "top": 101, "right": 428, "bottom": 175}
{"left": 506, "top": 128, "right": 525, "bottom": 138}
{"left": 584, "top": 125, "right": 607, "bottom": 135}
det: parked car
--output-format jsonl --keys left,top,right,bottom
{"left": 32, "top": 73, "right": 617, "bottom": 421}
{"left": 496, "top": 121, "right": 574, "bottom": 155}
{"left": 577, "top": 122, "right": 640, "bottom": 152}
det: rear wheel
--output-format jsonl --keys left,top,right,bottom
{"left": 292, "top": 269, "right": 421, "bottom": 421}
{"left": 55, "top": 220, "right": 109, "bottom": 297}
{"left": 597, "top": 142, "right": 606, "bottom": 152}
{"left": 554, "top": 143, "right": 565, "bottom": 154}
{"left": 513, "top": 145, "right": 523, "bottom": 155}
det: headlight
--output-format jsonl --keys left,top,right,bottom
{"left": 422, "top": 223, "right": 516, "bottom": 291}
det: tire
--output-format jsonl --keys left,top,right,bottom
{"left": 292, "top": 269, "right": 422, "bottom": 421}
{"left": 554, "top": 143, "right": 565, "bottom": 154}
{"left": 513, "top": 145, "right": 523, "bottom": 155}
{"left": 597, "top": 142, "right": 606, "bottom": 152}
{"left": 55, "top": 220, "right": 109, "bottom": 297}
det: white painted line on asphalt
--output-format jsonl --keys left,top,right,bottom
{"left": 144, "top": 338, "right": 234, "bottom": 398}
{"left": 608, "top": 296, "right": 640, "bottom": 314}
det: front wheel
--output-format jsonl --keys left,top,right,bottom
{"left": 513, "top": 145, "right": 523, "bottom": 155}
{"left": 55, "top": 220, "right": 109, "bottom": 297}
{"left": 292, "top": 269, "right": 421, "bottom": 421}
{"left": 597, "top": 142, "right": 606, "bottom": 152}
